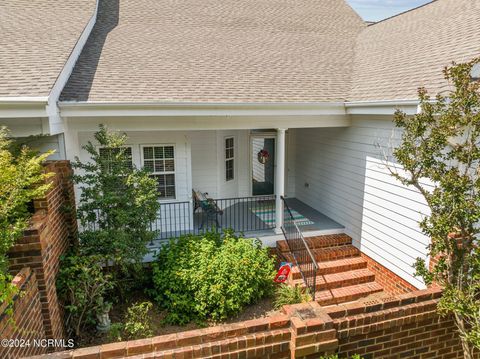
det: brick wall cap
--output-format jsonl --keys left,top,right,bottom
{"left": 126, "top": 338, "right": 153, "bottom": 356}
{"left": 99, "top": 341, "right": 127, "bottom": 358}
{"left": 27, "top": 352, "right": 74, "bottom": 359}
{"left": 71, "top": 345, "right": 100, "bottom": 358}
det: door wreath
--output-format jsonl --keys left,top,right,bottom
{"left": 257, "top": 149, "right": 270, "bottom": 164}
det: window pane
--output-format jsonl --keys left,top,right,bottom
{"left": 154, "top": 147, "right": 164, "bottom": 159}
{"left": 164, "top": 146, "right": 174, "bottom": 159}
{"left": 154, "top": 160, "right": 164, "bottom": 172}
{"left": 165, "top": 186, "right": 176, "bottom": 198}
{"left": 143, "top": 147, "right": 154, "bottom": 160}
{"left": 164, "top": 159, "right": 175, "bottom": 171}
{"left": 144, "top": 160, "right": 154, "bottom": 172}
{"left": 99, "top": 147, "right": 133, "bottom": 171}
{"left": 226, "top": 159, "right": 234, "bottom": 181}
{"left": 156, "top": 174, "right": 165, "bottom": 186}
{"left": 166, "top": 174, "right": 175, "bottom": 186}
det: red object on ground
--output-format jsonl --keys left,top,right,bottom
{"left": 274, "top": 263, "right": 292, "bottom": 283}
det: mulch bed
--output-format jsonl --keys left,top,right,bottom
{"left": 75, "top": 291, "right": 280, "bottom": 348}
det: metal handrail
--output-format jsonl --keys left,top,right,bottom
{"left": 280, "top": 196, "right": 318, "bottom": 298}
{"left": 293, "top": 221, "right": 319, "bottom": 271}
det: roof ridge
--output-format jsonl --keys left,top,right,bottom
{"left": 368, "top": 0, "right": 438, "bottom": 26}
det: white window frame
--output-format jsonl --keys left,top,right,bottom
{"left": 225, "top": 136, "right": 235, "bottom": 182}
{"left": 140, "top": 144, "right": 177, "bottom": 201}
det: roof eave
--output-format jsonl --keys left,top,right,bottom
{"left": 0, "top": 97, "right": 49, "bottom": 118}
{"left": 58, "top": 101, "right": 348, "bottom": 117}
{"left": 345, "top": 99, "right": 420, "bottom": 115}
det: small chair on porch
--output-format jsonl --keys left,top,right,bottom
{"left": 192, "top": 190, "right": 223, "bottom": 229}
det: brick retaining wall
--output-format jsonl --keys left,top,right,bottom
{"left": 0, "top": 268, "right": 47, "bottom": 359}
{"left": 31, "top": 286, "right": 475, "bottom": 359}
{"left": 360, "top": 253, "right": 417, "bottom": 295}
{"left": 2, "top": 161, "right": 77, "bottom": 358}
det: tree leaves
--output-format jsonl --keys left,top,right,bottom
{"left": 391, "top": 58, "right": 480, "bottom": 356}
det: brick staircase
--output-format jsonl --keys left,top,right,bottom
{"left": 275, "top": 233, "right": 384, "bottom": 306}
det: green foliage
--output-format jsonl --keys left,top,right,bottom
{"left": 56, "top": 252, "right": 113, "bottom": 337}
{"left": 273, "top": 284, "right": 312, "bottom": 309}
{"left": 151, "top": 231, "right": 276, "bottom": 324}
{"left": 0, "top": 127, "right": 53, "bottom": 308}
{"left": 72, "top": 125, "right": 160, "bottom": 282}
{"left": 123, "top": 301, "right": 154, "bottom": 340}
{"left": 319, "top": 355, "right": 363, "bottom": 359}
{"left": 389, "top": 58, "right": 480, "bottom": 358}
{"left": 108, "top": 322, "right": 124, "bottom": 342}
{"left": 108, "top": 301, "right": 154, "bottom": 341}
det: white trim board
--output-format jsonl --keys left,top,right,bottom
{"left": 62, "top": 115, "right": 352, "bottom": 131}
{"left": 59, "top": 101, "right": 347, "bottom": 117}
{"left": 47, "top": 0, "right": 100, "bottom": 135}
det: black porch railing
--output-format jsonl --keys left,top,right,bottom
{"left": 280, "top": 196, "right": 318, "bottom": 298}
{"left": 150, "top": 195, "right": 276, "bottom": 240}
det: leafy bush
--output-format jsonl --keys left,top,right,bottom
{"left": 319, "top": 355, "right": 363, "bottom": 359}
{"left": 73, "top": 125, "right": 160, "bottom": 285}
{"left": 123, "top": 301, "right": 153, "bottom": 340}
{"left": 151, "top": 231, "right": 275, "bottom": 324}
{"left": 108, "top": 323, "right": 124, "bottom": 342}
{"left": 108, "top": 301, "right": 154, "bottom": 341}
{"left": 0, "top": 127, "right": 53, "bottom": 308}
{"left": 56, "top": 252, "right": 113, "bottom": 337}
{"left": 273, "top": 284, "right": 312, "bottom": 309}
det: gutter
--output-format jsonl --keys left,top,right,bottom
{"left": 59, "top": 101, "right": 348, "bottom": 117}
{"left": 59, "top": 99, "right": 424, "bottom": 117}
{"left": 344, "top": 99, "right": 420, "bottom": 115}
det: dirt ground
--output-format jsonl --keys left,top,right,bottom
{"left": 76, "top": 292, "right": 280, "bottom": 347}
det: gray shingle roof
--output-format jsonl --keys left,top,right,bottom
{"left": 60, "top": 0, "right": 365, "bottom": 103}
{"left": 0, "top": 0, "right": 97, "bottom": 98}
{"left": 349, "top": 0, "right": 480, "bottom": 101}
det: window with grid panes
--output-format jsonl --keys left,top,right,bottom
{"left": 98, "top": 147, "right": 133, "bottom": 172}
{"left": 142, "top": 146, "right": 176, "bottom": 199}
{"left": 225, "top": 137, "right": 234, "bottom": 181}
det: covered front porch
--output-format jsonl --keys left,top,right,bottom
{"left": 149, "top": 195, "right": 343, "bottom": 242}
{"left": 64, "top": 105, "right": 352, "bottom": 246}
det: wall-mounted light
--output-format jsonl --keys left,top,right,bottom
{"left": 471, "top": 62, "right": 480, "bottom": 82}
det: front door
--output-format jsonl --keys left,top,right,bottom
{"left": 251, "top": 136, "right": 275, "bottom": 196}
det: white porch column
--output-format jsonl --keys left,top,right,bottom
{"left": 275, "top": 128, "right": 287, "bottom": 234}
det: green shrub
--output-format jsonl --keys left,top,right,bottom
{"left": 319, "top": 355, "right": 363, "bottom": 359}
{"left": 73, "top": 125, "right": 160, "bottom": 289}
{"left": 123, "top": 301, "right": 154, "bottom": 340}
{"left": 56, "top": 252, "right": 113, "bottom": 337}
{"left": 273, "top": 284, "right": 312, "bottom": 309}
{"left": 108, "top": 322, "right": 124, "bottom": 342}
{"left": 151, "top": 231, "right": 275, "bottom": 324}
{"left": 0, "top": 128, "right": 53, "bottom": 310}
{"left": 108, "top": 301, "right": 154, "bottom": 341}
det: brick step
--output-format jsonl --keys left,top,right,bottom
{"left": 311, "top": 244, "right": 360, "bottom": 262}
{"left": 290, "top": 256, "right": 368, "bottom": 280}
{"left": 276, "top": 233, "right": 352, "bottom": 253}
{"left": 315, "top": 282, "right": 384, "bottom": 306}
{"left": 280, "top": 245, "right": 360, "bottom": 265}
{"left": 292, "top": 268, "right": 375, "bottom": 291}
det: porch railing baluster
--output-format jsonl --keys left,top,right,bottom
{"left": 280, "top": 196, "right": 318, "bottom": 298}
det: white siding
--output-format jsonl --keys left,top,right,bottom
{"left": 23, "top": 134, "right": 65, "bottom": 160}
{"left": 77, "top": 131, "right": 191, "bottom": 202}
{"left": 294, "top": 117, "right": 430, "bottom": 289}
{"left": 189, "top": 131, "right": 218, "bottom": 197}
